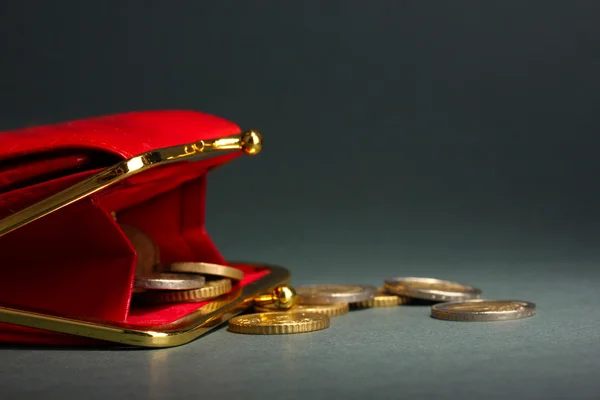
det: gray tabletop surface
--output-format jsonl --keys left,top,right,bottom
{"left": 1, "top": 250, "right": 599, "bottom": 400}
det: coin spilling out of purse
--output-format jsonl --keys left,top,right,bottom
{"left": 124, "top": 224, "right": 242, "bottom": 304}
{"left": 125, "top": 224, "right": 536, "bottom": 336}
{"left": 229, "top": 279, "right": 536, "bottom": 336}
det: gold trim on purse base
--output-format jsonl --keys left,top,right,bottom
{"left": 0, "top": 262, "right": 289, "bottom": 348}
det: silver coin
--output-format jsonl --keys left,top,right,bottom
{"left": 161, "top": 261, "right": 245, "bottom": 281}
{"left": 295, "top": 284, "right": 377, "bottom": 305}
{"left": 133, "top": 273, "right": 205, "bottom": 290}
{"left": 384, "top": 277, "right": 482, "bottom": 302}
{"left": 431, "top": 299, "right": 536, "bottom": 322}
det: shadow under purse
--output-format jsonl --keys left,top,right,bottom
{"left": 0, "top": 110, "right": 290, "bottom": 348}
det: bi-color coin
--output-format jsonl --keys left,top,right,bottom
{"left": 384, "top": 277, "right": 482, "bottom": 302}
{"left": 161, "top": 261, "right": 244, "bottom": 281}
{"left": 135, "top": 278, "right": 232, "bottom": 304}
{"left": 431, "top": 299, "right": 536, "bottom": 322}
{"left": 133, "top": 273, "right": 205, "bottom": 291}
{"left": 295, "top": 284, "right": 377, "bottom": 305}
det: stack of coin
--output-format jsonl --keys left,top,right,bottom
{"left": 229, "top": 284, "right": 378, "bottom": 335}
{"left": 382, "top": 276, "right": 536, "bottom": 321}
{"left": 291, "top": 283, "right": 412, "bottom": 311}
{"left": 120, "top": 224, "right": 242, "bottom": 305}
{"left": 132, "top": 262, "right": 244, "bottom": 305}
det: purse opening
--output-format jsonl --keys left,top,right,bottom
{"left": 0, "top": 148, "right": 122, "bottom": 194}
{"left": 0, "top": 153, "right": 246, "bottom": 325}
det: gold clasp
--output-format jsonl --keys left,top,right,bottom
{"left": 253, "top": 285, "right": 296, "bottom": 309}
{"left": 192, "top": 130, "right": 263, "bottom": 155}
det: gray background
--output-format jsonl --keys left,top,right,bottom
{"left": 1, "top": 1, "right": 599, "bottom": 399}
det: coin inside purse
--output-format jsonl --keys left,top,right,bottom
{"left": 0, "top": 145, "right": 275, "bottom": 346}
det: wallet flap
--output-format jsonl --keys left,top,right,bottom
{"left": 0, "top": 110, "right": 242, "bottom": 161}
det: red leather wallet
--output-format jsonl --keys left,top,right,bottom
{"left": 0, "top": 110, "right": 289, "bottom": 347}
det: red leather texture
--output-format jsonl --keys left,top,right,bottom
{"left": 0, "top": 110, "right": 269, "bottom": 346}
{"left": 0, "top": 110, "right": 242, "bottom": 160}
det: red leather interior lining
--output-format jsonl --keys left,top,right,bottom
{"left": 0, "top": 198, "right": 135, "bottom": 322}
{"left": 0, "top": 169, "right": 100, "bottom": 220}
{"left": 0, "top": 152, "right": 93, "bottom": 192}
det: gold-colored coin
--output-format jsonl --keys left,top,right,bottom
{"left": 384, "top": 277, "right": 482, "bottom": 302}
{"left": 160, "top": 261, "right": 244, "bottom": 281}
{"left": 254, "top": 302, "right": 349, "bottom": 317}
{"left": 431, "top": 299, "right": 536, "bottom": 322}
{"left": 134, "top": 278, "right": 232, "bottom": 304}
{"left": 352, "top": 288, "right": 411, "bottom": 308}
{"left": 228, "top": 312, "right": 330, "bottom": 335}
{"left": 120, "top": 224, "right": 160, "bottom": 279}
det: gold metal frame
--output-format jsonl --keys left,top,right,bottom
{"left": 0, "top": 130, "right": 263, "bottom": 238}
{"left": 0, "top": 262, "right": 289, "bottom": 348}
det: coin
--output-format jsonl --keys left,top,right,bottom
{"left": 352, "top": 287, "right": 411, "bottom": 308}
{"left": 295, "top": 284, "right": 377, "bottom": 305}
{"left": 228, "top": 312, "right": 330, "bottom": 335}
{"left": 120, "top": 224, "right": 160, "bottom": 278}
{"left": 160, "top": 261, "right": 244, "bottom": 281}
{"left": 384, "top": 277, "right": 482, "bottom": 302}
{"left": 431, "top": 299, "right": 536, "bottom": 322}
{"left": 254, "top": 303, "right": 349, "bottom": 317}
{"left": 135, "top": 278, "right": 232, "bottom": 304}
{"left": 133, "top": 273, "right": 205, "bottom": 291}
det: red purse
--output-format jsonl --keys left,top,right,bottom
{"left": 0, "top": 110, "right": 290, "bottom": 347}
